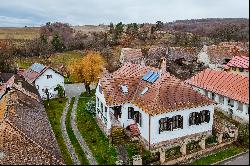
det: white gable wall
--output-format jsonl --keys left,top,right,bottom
{"left": 35, "top": 69, "right": 64, "bottom": 99}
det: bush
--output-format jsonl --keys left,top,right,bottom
{"left": 165, "top": 146, "right": 181, "bottom": 160}
{"left": 206, "top": 135, "right": 217, "bottom": 145}
{"left": 86, "top": 98, "right": 96, "bottom": 115}
{"left": 237, "top": 123, "right": 249, "bottom": 147}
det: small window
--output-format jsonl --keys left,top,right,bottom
{"left": 37, "top": 85, "right": 39, "bottom": 89}
{"left": 101, "top": 102, "right": 103, "bottom": 112}
{"left": 128, "top": 107, "right": 134, "bottom": 119}
{"left": 97, "top": 97, "right": 100, "bottom": 108}
{"left": 159, "top": 115, "right": 183, "bottom": 133}
{"left": 47, "top": 75, "right": 52, "bottom": 79}
{"left": 42, "top": 89, "right": 44, "bottom": 92}
{"left": 105, "top": 107, "right": 108, "bottom": 117}
{"left": 239, "top": 68, "right": 244, "bottom": 72}
{"left": 99, "top": 85, "right": 102, "bottom": 94}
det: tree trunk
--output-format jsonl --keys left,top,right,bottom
{"left": 85, "top": 83, "right": 91, "bottom": 95}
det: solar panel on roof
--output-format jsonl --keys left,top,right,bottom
{"left": 147, "top": 72, "right": 158, "bottom": 83}
{"left": 142, "top": 70, "right": 154, "bottom": 81}
{"left": 31, "top": 63, "right": 45, "bottom": 73}
{"left": 151, "top": 73, "right": 160, "bottom": 83}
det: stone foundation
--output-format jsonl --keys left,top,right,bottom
{"left": 163, "top": 140, "right": 234, "bottom": 165}
{"left": 150, "top": 130, "right": 212, "bottom": 152}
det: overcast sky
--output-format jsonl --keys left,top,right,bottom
{"left": 0, "top": 0, "right": 249, "bottom": 27}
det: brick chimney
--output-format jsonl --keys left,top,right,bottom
{"left": 160, "top": 57, "right": 167, "bottom": 74}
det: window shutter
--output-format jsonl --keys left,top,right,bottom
{"left": 195, "top": 112, "right": 199, "bottom": 125}
{"left": 205, "top": 111, "right": 210, "bottom": 122}
{"left": 189, "top": 114, "right": 192, "bottom": 126}
{"left": 159, "top": 119, "right": 162, "bottom": 134}
{"left": 139, "top": 113, "right": 142, "bottom": 127}
{"left": 167, "top": 117, "right": 172, "bottom": 131}
{"left": 179, "top": 115, "right": 183, "bottom": 129}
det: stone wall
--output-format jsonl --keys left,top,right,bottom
{"left": 163, "top": 141, "right": 234, "bottom": 165}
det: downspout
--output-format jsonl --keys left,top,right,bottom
{"left": 149, "top": 114, "right": 151, "bottom": 151}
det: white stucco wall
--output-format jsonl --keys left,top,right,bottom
{"left": 150, "top": 105, "right": 214, "bottom": 144}
{"left": 35, "top": 69, "right": 64, "bottom": 99}
{"left": 191, "top": 85, "right": 249, "bottom": 123}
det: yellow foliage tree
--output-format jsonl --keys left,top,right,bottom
{"left": 68, "top": 51, "right": 105, "bottom": 94}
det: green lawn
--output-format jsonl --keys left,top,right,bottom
{"left": 189, "top": 144, "right": 247, "bottom": 165}
{"left": 44, "top": 98, "right": 73, "bottom": 165}
{"left": 65, "top": 97, "right": 90, "bottom": 165}
{"left": 76, "top": 90, "right": 118, "bottom": 165}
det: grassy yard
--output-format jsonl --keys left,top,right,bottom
{"left": 189, "top": 144, "right": 247, "bottom": 165}
{"left": 76, "top": 90, "right": 118, "bottom": 165}
{"left": 44, "top": 98, "right": 73, "bottom": 165}
{"left": 65, "top": 97, "right": 90, "bottom": 165}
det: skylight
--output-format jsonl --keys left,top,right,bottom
{"left": 121, "top": 85, "right": 128, "bottom": 93}
{"left": 140, "top": 87, "right": 148, "bottom": 96}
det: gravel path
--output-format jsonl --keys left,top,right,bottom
{"left": 61, "top": 98, "right": 80, "bottom": 165}
{"left": 71, "top": 96, "right": 98, "bottom": 165}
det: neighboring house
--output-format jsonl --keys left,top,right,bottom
{"left": 120, "top": 48, "right": 144, "bottom": 65}
{"left": 22, "top": 63, "right": 64, "bottom": 99}
{"left": 95, "top": 59, "right": 215, "bottom": 150}
{"left": 186, "top": 69, "right": 249, "bottom": 123}
{"left": 224, "top": 56, "right": 249, "bottom": 77}
{"left": 0, "top": 75, "right": 63, "bottom": 165}
{"left": 197, "top": 42, "right": 249, "bottom": 70}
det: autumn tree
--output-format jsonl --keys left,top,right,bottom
{"left": 68, "top": 51, "right": 105, "bottom": 95}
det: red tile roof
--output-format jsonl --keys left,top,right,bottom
{"left": 22, "top": 63, "right": 63, "bottom": 84}
{"left": 224, "top": 56, "right": 249, "bottom": 69}
{"left": 100, "top": 63, "right": 213, "bottom": 115}
{"left": 185, "top": 69, "right": 249, "bottom": 104}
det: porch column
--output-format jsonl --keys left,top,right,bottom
{"left": 199, "top": 137, "right": 206, "bottom": 150}
{"left": 180, "top": 143, "right": 187, "bottom": 156}
{"left": 214, "top": 94, "right": 220, "bottom": 103}
{"left": 233, "top": 101, "right": 238, "bottom": 111}
{"left": 208, "top": 91, "right": 212, "bottom": 99}
{"left": 217, "top": 133, "right": 223, "bottom": 144}
{"left": 224, "top": 97, "right": 228, "bottom": 107}
{"left": 132, "top": 155, "right": 142, "bottom": 165}
{"left": 243, "top": 104, "right": 249, "bottom": 115}
{"left": 159, "top": 148, "right": 166, "bottom": 164}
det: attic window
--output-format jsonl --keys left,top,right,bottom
{"left": 140, "top": 87, "right": 148, "bottom": 96}
{"left": 121, "top": 85, "right": 128, "bottom": 93}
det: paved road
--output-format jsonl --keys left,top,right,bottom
{"left": 61, "top": 98, "right": 80, "bottom": 165}
{"left": 71, "top": 97, "right": 97, "bottom": 165}
{"left": 218, "top": 152, "right": 249, "bottom": 165}
{"left": 65, "top": 83, "right": 96, "bottom": 98}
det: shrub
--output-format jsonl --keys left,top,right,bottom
{"left": 237, "top": 123, "right": 249, "bottom": 147}
{"left": 206, "top": 135, "right": 217, "bottom": 145}
{"left": 86, "top": 98, "right": 96, "bottom": 115}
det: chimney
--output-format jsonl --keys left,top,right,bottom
{"left": 160, "top": 57, "right": 167, "bottom": 74}
{"left": 140, "top": 58, "right": 145, "bottom": 67}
